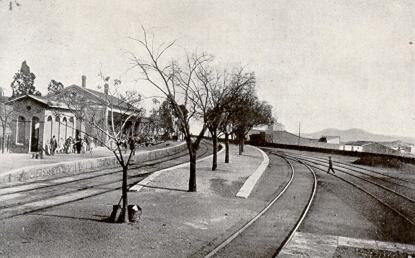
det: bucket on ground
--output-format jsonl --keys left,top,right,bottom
{"left": 128, "top": 205, "right": 142, "bottom": 222}
{"left": 109, "top": 204, "right": 121, "bottom": 223}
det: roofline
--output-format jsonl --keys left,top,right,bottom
{"left": 64, "top": 85, "right": 140, "bottom": 112}
{"left": 6, "top": 94, "right": 48, "bottom": 105}
{"left": 66, "top": 84, "right": 104, "bottom": 101}
{"left": 6, "top": 94, "right": 70, "bottom": 110}
{"left": 344, "top": 141, "right": 386, "bottom": 147}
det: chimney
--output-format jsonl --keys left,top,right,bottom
{"left": 104, "top": 83, "right": 109, "bottom": 95}
{"left": 81, "top": 75, "right": 86, "bottom": 88}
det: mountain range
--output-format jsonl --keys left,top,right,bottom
{"left": 303, "top": 128, "right": 415, "bottom": 145}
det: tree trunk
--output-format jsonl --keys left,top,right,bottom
{"left": 188, "top": 153, "right": 197, "bottom": 192}
{"left": 212, "top": 130, "right": 217, "bottom": 171}
{"left": 120, "top": 166, "right": 128, "bottom": 223}
{"left": 239, "top": 137, "right": 244, "bottom": 155}
{"left": 225, "top": 132, "right": 229, "bottom": 163}
{"left": 1, "top": 126, "right": 5, "bottom": 154}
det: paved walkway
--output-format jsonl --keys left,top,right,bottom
{"left": 0, "top": 142, "right": 178, "bottom": 175}
{"left": 280, "top": 232, "right": 415, "bottom": 257}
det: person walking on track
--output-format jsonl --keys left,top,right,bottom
{"left": 327, "top": 156, "right": 335, "bottom": 174}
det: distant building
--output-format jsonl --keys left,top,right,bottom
{"left": 248, "top": 124, "right": 274, "bottom": 143}
{"left": 248, "top": 122, "right": 285, "bottom": 143}
{"left": 318, "top": 136, "right": 340, "bottom": 144}
{"left": 340, "top": 141, "right": 398, "bottom": 155}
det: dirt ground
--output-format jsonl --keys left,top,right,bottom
{"left": 0, "top": 144, "right": 266, "bottom": 258}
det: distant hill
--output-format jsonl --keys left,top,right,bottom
{"left": 303, "top": 128, "right": 415, "bottom": 145}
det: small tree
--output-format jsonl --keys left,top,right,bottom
{"left": 232, "top": 95, "right": 274, "bottom": 154}
{"left": 10, "top": 61, "right": 41, "bottom": 98}
{"left": 55, "top": 76, "right": 144, "bottom": 223}
{"left": 158, "top": 100, "right": 175, "bottom": 139}
{"left": 47, "top": 80, "right": 64, "bottom": 95}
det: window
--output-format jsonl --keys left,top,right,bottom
{"left": 17, "top": 116, "right": 26, "bottom": 144}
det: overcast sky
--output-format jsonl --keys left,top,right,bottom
{"left": 0, "top": 0, "right": 414, "bottom": 137}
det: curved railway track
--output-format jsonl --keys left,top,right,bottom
{"left": 0, "top": 142, "right": 212, "bottom": 220}
{"left": 203, "top": 152, "right": 317, "bottom": 258}
{"left": 280, "top": 152, "right": 415, "bottom": 227}
{"left": 282, "top": 152, "right": 415, "bottom": 200}
{"left": 291, "top": 151, "right": 415, "bottom": 186}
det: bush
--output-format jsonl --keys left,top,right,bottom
{"left": 353, "top": 155, "right": 404, "bottom": 168}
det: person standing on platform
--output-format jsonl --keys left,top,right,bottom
{"left": 75, "top": 135, "right": 82, "bottom": 154}
{"left": 50, "top": 136, "right": 57, "bottom": 156}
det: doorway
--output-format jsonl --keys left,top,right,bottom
{"left": 30, "top": 116, "right": 40, "bottom": 152}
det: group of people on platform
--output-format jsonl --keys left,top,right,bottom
{"left": 46, "top": 134, "right": 161, "bottom": 156}
{"left": 48, "top": 135, "right": 95, "bottom": 155}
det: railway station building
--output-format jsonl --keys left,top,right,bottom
{"left": 6, "top": 76, "right": 147, "bottom": 153}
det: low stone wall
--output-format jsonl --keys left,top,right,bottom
{"left": 0, "top": 142, "right": 188, "bottom": 183}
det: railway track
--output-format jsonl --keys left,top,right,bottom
{"left": 0, "top": 142, "right": 211, "bottom": 220}
{"left": 279, "top": 151, "right": 415, "bottom": 227}
{"left": 202, "top": 152, "right": 317, "bottom": 258}
{"left": 282, "top": 153, "right": 415, "bottom": 198}
{"left": 282, "top": 152, "right": 415, "bottom": 199}
{"left": 289, "top": 151, "right": 415, "bottom": 186}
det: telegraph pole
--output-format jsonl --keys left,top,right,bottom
{"left": 297, "top": 122, "right": 301, "bottom": 150}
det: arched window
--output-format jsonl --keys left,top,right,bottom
{"left": 17, "top": 116, "right": 26, "bottom": 144}
{"left": 46, "top": 116, "right": 53, "bottom": 141}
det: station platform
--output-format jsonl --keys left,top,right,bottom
{"left": 0, "top": 144, "right": 268, "bottom": 257}
{"left": 0, "top": 147, "right": 113, "bottom": 174}
{"left": 0, "top": 141, "right": 181, "bottom": 182}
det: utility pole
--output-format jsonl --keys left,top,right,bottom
{"left": 297, "top": 122, "right": 301, "bottom": 150}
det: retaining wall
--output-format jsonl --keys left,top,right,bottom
{"left": 1, "top": 142, "right": 188, "bottom": 183}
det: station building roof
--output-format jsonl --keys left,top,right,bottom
{"left": 343, "top": 141, "right": 373, "bottom": 146}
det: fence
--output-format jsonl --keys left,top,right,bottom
{"left": 0, "top": 135, "right": 12, "bottom": 153}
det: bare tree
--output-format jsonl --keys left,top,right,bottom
{"left": 215, "top": 72, "right": 260, "bottom": 161}
{"left": 55, "top": 76, "right": 144, "bottom": 223}
{"left": 205, "top": 68, "right": 255, "bottom": 170}
{"left": 128, "top": 27, "right": 218, "bottom": 192}
{"left": 47, "top": 79, "right": 64, "bottom": 95}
